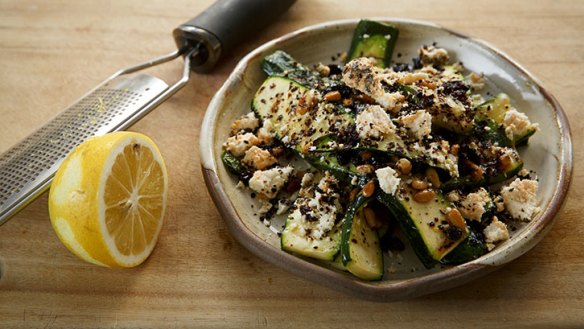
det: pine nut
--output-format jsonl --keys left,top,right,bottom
{"left": 499, "top": 152, "right": 513, "bottom": 170}
{"left": 271, "top": 146, "right": 285, "bottom": 157}
{"left": 426, "top": 168, "right": 441, "bottom": 188}
{"left": 364, "top": 207, "right": 380, "bottom": 229}
{"left": 316, "top": 63, "right": 330, "bottom": 77}
{"left": 396, "top": 158, "right": 412, "bottom": 175}
{"left": 360, "top": 151, "right": 372, "bottom": 161}
{"left": 470, "top": 167, "right": 484, "bottom": 181}
{"left": 356, "top": 164, "right": 374, "bottom": 174}
{"left": 411, "top": 178, "right": 428, "bottom": 190}
{"left": 362, "top": 180, "right": 376, "bottom": 197}
{"left": 446, "top": 208, "right": 465, "bottom": 229}
{"left": 324, "top": 91, "right": 341, "bottom": 102}
{"left": 413, "top": 189, "right": 436, "bottom": 203}
{"left": 420, "top": 80, "right": 437, "bottom": 89}
{"left": 357, "top": 94, "right": 375, "bottom": 103}
{"left": 464, "top": 159, "right": 484, "bottom": 181}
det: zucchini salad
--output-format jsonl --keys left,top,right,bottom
{"left": 221, "top": 20, "right": 540, "bottom": 280}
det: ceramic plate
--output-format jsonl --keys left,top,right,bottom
{"left": 199, "top": 18, "right": 572, "bottom": 301}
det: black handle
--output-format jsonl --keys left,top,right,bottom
{"left": 173, "top": 0, "right": 295, "bottom": 73}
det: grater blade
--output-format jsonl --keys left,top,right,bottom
{"left": 0, "top": 74, "right": 169, "bottom": 225}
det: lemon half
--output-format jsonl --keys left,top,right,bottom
{"left": 49, "top": 132, "right": 168, "bottom": 267}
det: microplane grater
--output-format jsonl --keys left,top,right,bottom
{"left": 0, "top": 0, "right": 295, "bottom": 225}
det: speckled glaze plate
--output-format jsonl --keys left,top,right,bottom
{"left": 199, "top": 18, "right": 572, "bottom": 301}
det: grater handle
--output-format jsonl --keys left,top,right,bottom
{"left": 173, "top": 0, "right": 295, "bottom": 73}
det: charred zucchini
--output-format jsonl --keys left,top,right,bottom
{"left": 441, "top": 117, "right": 523, "bottom": 192}
{"left": 347, "top": 20, "right": 399, "bottom": 68}
{"left": 221, "top": 151, "right": 251, "bottom": 182}
{"left": 440, "top": 229, "right": 487, "bottom": 265}
{"left": 281, "top": 206, "right": 343, "bottom": 261}
{"left": 340, "top": 188, "right": 383, "bottom": 280}
{"left": 251, "top": 76, "right": 355, "bottom": 154}
{"left": 476, "top": 93, "right": 538, "bottom": 146}
{"left": 252, "top": 75, "right": 457, "bottom": 176}
{"left": 377, "top": 185, "right": 469, "bottom": 268}
{"left": 281, "top": 173, "right": 344, "bottom": 261}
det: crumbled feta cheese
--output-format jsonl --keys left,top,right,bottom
{"left": 248, "top": 166, "right": 293, "bottom": 199}
{"left": 494, "top": 195, "right": 505, "bottom": 213}
{"left": 242, "top": 146, "right": 277, "bottom": 170}
{"left": 313, "top": 174, "right": 340, "bottom": 238}
{"left": 420, "top": 65, "right": 439, "bottom": 75}
{"left": 501, "top": 178, "right": 540, "bottom": 221}
{"left": 258, "top": 199, "right": 273, "bottom": 214}
{"left": 342, "top": 58, "right": 405, "bottom": 111}
{"left": 301, "top": 172, "right": 314, "bottom": 188}
{"left": 444, "top": 96, "right": 466, "bottom": 112}
{"left": 397, "top": 72, "right": 429, "bottom": 85}
{"left": 483, "top": 216, "right": 509, "bottom": 251}
{"left": 518, "top": 168, "right": 530, "bottom": 177}
{"left": 503, "top": 108, "right": 538, "bottom": 141}
{"left": 414, "top": 140, "right": 458, "bottom": 177}
{"left": 294, "top": 172, "right": 341, "bottom": 239}
{"left": 222, "top": 132, "right": 259, "bottom": 156}
{"left": 398, "top": 110, "right": 432, "bottom": 140}
{"left": 376, "top": 166, "right": 400, "bottom": 195}
{"left": 356, "top": 105, "right": 396, "bottom": 140}
{"left": 376, "top": 90, "right": 404, "bottom": 112}
{"left": 317, "top": 172, "right": 338, "bottom": 193}
{"left": 257, "top": 119, "right": 275, "bottom": 144}
{"left": 419, "top": 45, "right": 449, "bottom": 65}
{"left": 309, "top": 192, "right": 337, "bottom": 239}
{"left": 467, "top": 72, "right": 485, "bottom": 90}
{"left": 230, "top": 112, "right": 259, "bottom": 134}
{"left": 446, "top": 191, "right": 461, "bottom": 202}
{"left": 304, "top": 89, "right": 321, "bottom": 109}
{"left": 459, "top": 188, "right": 492, "bottom": 221}
{"left": 276, "top": 199, "right": 290, "bottom": 215}
{"left": 492, "top": 146, "right": 521, "bottom": 170}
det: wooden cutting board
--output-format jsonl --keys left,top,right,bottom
{"left": 1, "top": 0, "right": 583, "bottom": 327}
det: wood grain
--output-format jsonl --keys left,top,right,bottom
{"left": 0, "top": 0, "right": 583, "bottom": 328}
